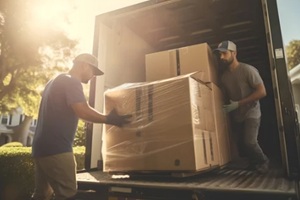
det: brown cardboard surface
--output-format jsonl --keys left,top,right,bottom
{"left": 179, "top": 43, "right": 218, "bottom": 84}
{"left": 190, "top": 72, "right": 231, "bottom": 166}
{"left": 103, "top": 72, "right": 231, "bottom": 172}
{"left": 145, "top": 50, "right": 177, "bottom": 81}
{"left": 103, "top": 73, "right": 215, "bottom": 172}
{"left": 210, "top": 83, "right": 232, "bottom": 166}
{"left": 145, "top": 43, "right": 218, "bottom": 84}
{"left": 203, "top": 130, "right": 220, "bottom": 167}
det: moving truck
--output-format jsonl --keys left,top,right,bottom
{"left": 76, "top": 0, "right": 300, "bottom": 199}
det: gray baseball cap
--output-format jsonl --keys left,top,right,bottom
{"left": 214, "top": 40, "right": 237, "bottom": 52}
{"left": 73, "top": 53, "right": 104, "bottom": 76}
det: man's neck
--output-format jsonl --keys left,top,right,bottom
{"left": 229, "top": 60, "right": 240, "bottom": 71}
{"left": 68, "top": 68, "right": 82, "bottom": 82}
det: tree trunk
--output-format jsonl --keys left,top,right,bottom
{"left": 11, "top": 115, "right": 33, "bottom": 146}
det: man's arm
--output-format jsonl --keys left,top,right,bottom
{"left": 71, "top": 102, "right": 107, "bottom": 123}
{"left": 238, "top": 83, "right": 266, "bottom": 106}
{"left": 71, "top": 102, "right": 132, "bottom": 127}
{"left": 223, "top": 83, "right": 266, "bottom": 113}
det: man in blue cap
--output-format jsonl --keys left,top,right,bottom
{"left": 31, "top": 53, "right": 132, "bottom": 200}
{"left": 214, "top": 41, "right": 269, "bottom": 173}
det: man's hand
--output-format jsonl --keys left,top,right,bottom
{"left": 223, "top": 100, "right": 239, "bottom": 113}
{"left": 106, "top": 108, "right": 132, "bottom": 127}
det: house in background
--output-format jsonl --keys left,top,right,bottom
{"left": 0, "top": 108, "right": 37, "bottom": 146}
{"left": 0, "top": 113, "right": 37, "bottom": 127}
{"left": 289, "top": 64, "right": 300, "bottom": 123}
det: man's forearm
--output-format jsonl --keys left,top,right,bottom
{"left": 71, "top": 102, "right": 107, "bottom": 124}
{"left": 239, "top": 84, "right": 266, "bottom": 106}
{"left": 80, "top": 106, "right": 107, "bottom": 124}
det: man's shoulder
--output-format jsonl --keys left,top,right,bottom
{"left": 55, "top": 73, "right": 71, "bottom": 81}
{"left": 239, "top": 62, "right": 258, "bottom": 72}
{"left": 239, "top": 62, "right": 255, "bottom": 68}
{"left": 54, "top": 74, "right": 80, "bottom": 85}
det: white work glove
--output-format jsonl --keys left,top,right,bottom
{"left": 223, "top": 100, "right": 239, "bottom": 113}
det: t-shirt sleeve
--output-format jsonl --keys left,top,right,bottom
{"left": 248, "top": 66, "right": 263, "bottom": 88}
{"left": 64, "top": 77, "right": 86, "bottom": 106}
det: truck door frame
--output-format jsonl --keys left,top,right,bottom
{"left": 263, "top": 0, "right": 300, "bottom": 178}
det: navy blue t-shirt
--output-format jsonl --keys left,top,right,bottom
{"left": 32, "top": 74, "right": 86, "bottom": 157}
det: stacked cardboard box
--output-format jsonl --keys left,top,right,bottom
{"left": 102, "top": 43, "right": 231, "bottom": 173}
{"left": 145, "top": 43, "right": 231, "bottom": 166}
{"left": 103, "top": 73, "right": 221, "bottom": 172}
{"left": 145, "top": 43, "right": 218, "bottom": 84}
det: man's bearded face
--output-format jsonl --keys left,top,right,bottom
{"left": 219, "top": 51, "right": 234, "bottom": 69}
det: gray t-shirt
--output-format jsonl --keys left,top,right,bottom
{"left": 221, "top": 62, "right": 264, "bottom": 122}
{"left": 32, "top": 74, "right": 86, "bottom": 157}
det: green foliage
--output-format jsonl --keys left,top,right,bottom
{"left": 73, "top": 146, "right": 86, "bottom": 170}
{"left": 74, "top": 120, "right": 87, "bottom": 147}
{"left": 0, "top": 0, "right": 78, "bottom": 117}
{"left": 0, "top": 147, "right": 34, "bottom": 200}
{"left": 1, "top": 142, "right": 23, "bottom": 147}
{"left": 0, "top": 146, "right": 85, "bottom": 200}
{"left": 286, "top": 40, "right": 300, "bottom": 70}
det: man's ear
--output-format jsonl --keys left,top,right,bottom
{"left": 82, "top": 63, "right": 90, "bottom": 72}
{"left": 232, "top": 51, "right": 237, "bottom": 57}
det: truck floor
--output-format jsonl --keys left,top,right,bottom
{"left": 76, "top": 166, "right": 299, "bottom": 200}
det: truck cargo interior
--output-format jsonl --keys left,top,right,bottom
{"left": 90, "top": 0, "right": 299, "bottom": 174}
{"left": 79, "top": 0, "right": 300, "bottom": 199}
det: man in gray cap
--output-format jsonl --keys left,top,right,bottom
{"left": 31, "top": 53, "right": 132, "bottom": 200}
{"left": 214, "top": 41, "right": 269, "bottom": 173}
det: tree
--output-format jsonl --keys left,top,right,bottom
{"left": 286, "top": 40, "right": 300, "bottom": 70}
{"left": 74, "top": 120, "right": 87, "bottom": 147}
{"left": 0, "top": 0, "right": 78, "bottom": 145}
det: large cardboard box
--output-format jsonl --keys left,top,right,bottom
{"left": 210, "top": 84, "right": 232, "bottom": 165}
{"left": 145, "top": 50, "right": 177, "bottom": 82}
{"left": 145, "top": 43, "right": 218, "bottom": 84}
{"left": 203, "top": 130, "right": 220, "bottom": 167}
{"left": 102, "top": 72, "right": 229, "bottom": 173}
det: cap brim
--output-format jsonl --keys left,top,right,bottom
{"left": 213, "top": 48, "right": 228, "bottom": 52}
{"left": 92, "top": 66, "right": 104, "bottom": 76}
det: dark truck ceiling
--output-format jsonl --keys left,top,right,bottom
{"left": 98, "top": 0, "right": 269, "bottom": 68}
